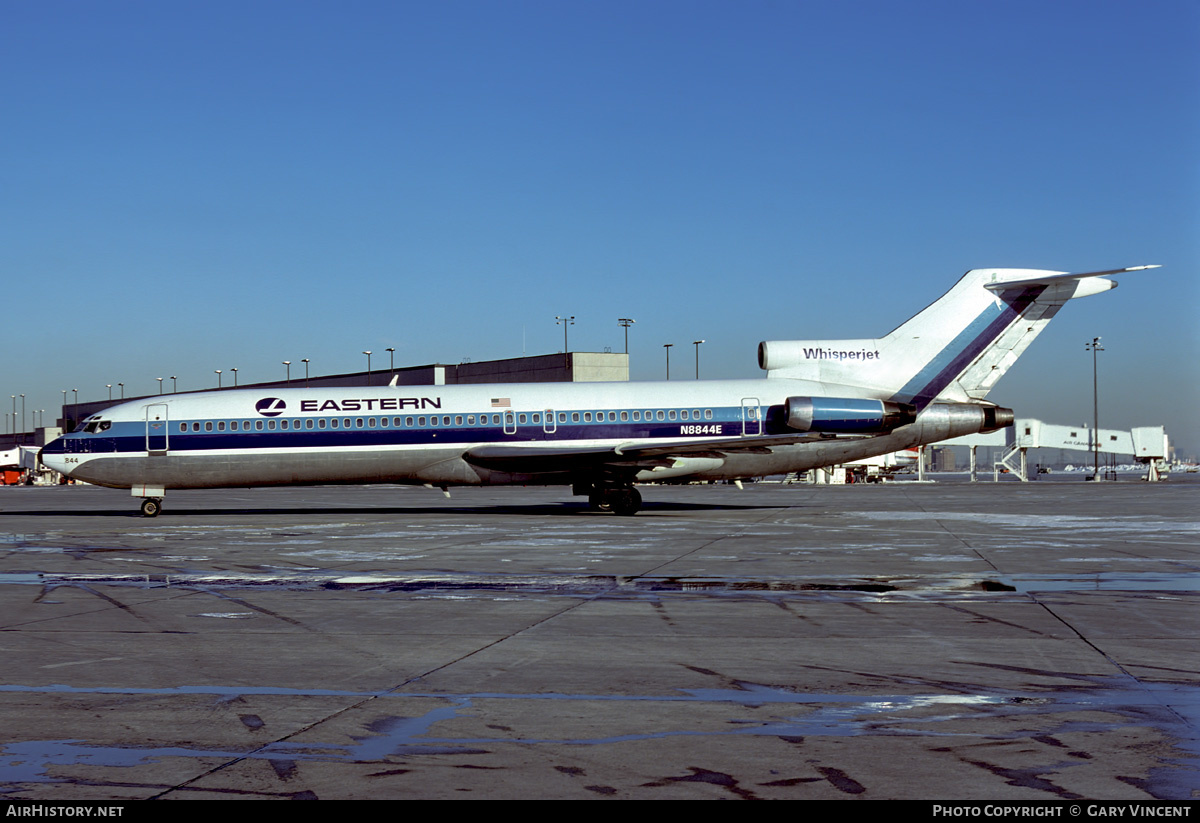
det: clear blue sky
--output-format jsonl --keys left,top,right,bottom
{"left": 4, "top": 1, "right": 1198, "bottom": 455}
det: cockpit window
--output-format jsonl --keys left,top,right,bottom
{"left": 81, "top": 419, "right": 112, "bottom": 434}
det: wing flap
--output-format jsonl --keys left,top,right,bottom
{"left": 464, "top": 433, "right": 823, "bottom": 474}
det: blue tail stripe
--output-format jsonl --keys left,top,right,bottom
{"left": 891, "top": 287, "right": 1044, "bottom": 408}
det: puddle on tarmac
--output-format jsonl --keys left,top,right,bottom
{"left": 0, "top": 677, "right": 1195, "bottom": 797}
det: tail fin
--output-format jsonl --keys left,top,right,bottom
{"left": 759, "top": 265, "right": 1157, "bottom": 409}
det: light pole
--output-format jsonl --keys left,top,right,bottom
{"left": 107, "top": 384, "right": 112, "bottom": 401}
{"left": 157, "top": 378, "right": 163, "bottom": 395}
{"left": 363, "top": 351, "right": 372, "bottom": 386}
{"left": 386, "top": 347, "right": 395, "bottom": 378}
{"left": 693, "top": 340, "right": 705, "bottom": 379}
{"left": 618, "top": 318, "right": 635, "bottom": 354}
{"left": 170, "top": 376, "right": 177, "bottom": 393}
{"left": 555, "top": 316, "right": 574, "bottom": 352}
{"left": 118, "top": 383, "right": 124, "bottom": 399}
{"left": 663, "top": 343, "right": 673, "bottom": 379}
{"left": 231, "top": 368, "right": 238, "bottom": 387}
{"left": 283, "top": 361, "right": 291, "bottom": 386}
{"left": 215, "top": 369, "right": 222, "bottom": 389}
{"left": 20, "top": 395, "right": 24, "bottom": 441}
{"left": 1086, "top": 337, "right": 1104, "bottom": 481}
{"left": 301, "top": 358, "right": 310, "bottom": 388}
{"left": 556, "top": 316, "right": 574, "bottom": 370}
{"left": 10, "top": 397, "right": 14, "bottom": 439}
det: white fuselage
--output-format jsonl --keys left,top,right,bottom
{"left": 39, "top": 378, "right": 991, "bottom": 491}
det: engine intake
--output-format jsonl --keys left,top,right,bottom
{"left": 785, "top": 396, "right": 917, "bottom": 434}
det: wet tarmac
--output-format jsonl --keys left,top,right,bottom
{"left": 0, "top": 479, "right": 1196, "bottom": 799}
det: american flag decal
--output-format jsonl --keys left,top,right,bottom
{"left": 490, "top": 398, "right": 511, "bottom": 407}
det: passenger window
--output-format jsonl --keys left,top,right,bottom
{"left": 192, "top": 422, "right": 200, "bottom": 432}
{"left": 584, "top": 412, "right": 592, "bottom": 422}
{"left": 255, "top": 420, "right": 264, "bottom": 431}
{"left": 344, "top": 418, "right": 352, "bottom": 428}
{"left": 179, "top": 423, "right": 186, "bottom": 432}
{"left": 405, "top": 417, "right": 414, "bottom": 427}
{"left": 656, "top": 410, "right": 665, "bottom": 421}
{"left": 280, "top": 420, "right": 288, "bottom": 430}
{"left": 558, "top": 413, "right": 566, "bottom": 423}
{"left": 331, "top": 418, "right": 339, "bottom": 429}
{"left": 572, "top": 412, "right": 580, "bottom": 422}
{"left": 419, "top": 416, "right": 427, "bottom": 426}
{"left": 668, "top": 410, "right": 677, "bottom": 421}
{"left": 356, "top": 418, "right": 363, "bottom": 428}
{"left": 204, "top": 421, "right": 213, "bottom": 432}
{"left": 306, "top": 419, "right": 314, "bottom": 429}
{"left": 467, "top": 415, "right": 475, "bottom": 425}
{"left": 368, "top": 418, "right": 376, "bottom": 427}
{"left": 518, "top": 413, "right": 527, "bottom": 424}
{"left": 532, "top": 413, "right": 540, "bottom": 423}
{"left": 693, "top": 409, "right": 700, "bottom": 418}
{"left": 268, "top": 420, "right": 276, "bottom": 430}
{"left": 318, "top": 419, "right": 326, "bottom": 429}
{"left": 633, "top": 411, "right": 640, "bottom": 421}
{"left": 455, "top": 415, "right": 463, "bottom": 425}
{"left": 620, "top": 411, "right": 628, "bottom": 421}
{"left": 705, "top": 409, "right": 713, "bottom": 419}
{"left": 442, "top": 416, "right": 450, "bottom": 426}
{"left": 681, "top": 410, "right": 689, "bottom": 420}
{"left": 219, "top": 421, "right": 226, "bottom": 431}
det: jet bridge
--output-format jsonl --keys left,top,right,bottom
{"left": 943, "top": 419, "right": 1170, "bottom": 482}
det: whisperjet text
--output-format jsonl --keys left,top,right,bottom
{"left": 802, "top": 348, "right": 879, "bottom": 361}
{"left": 298, "top": 397, "right": 443, "bottom": 412}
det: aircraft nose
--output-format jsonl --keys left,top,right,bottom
{"left": 38, "top": 438, "right": 71, "bottom": 475}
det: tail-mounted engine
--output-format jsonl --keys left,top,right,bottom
{"left": 785, "top": 396, "right": 917, "bottom": 434}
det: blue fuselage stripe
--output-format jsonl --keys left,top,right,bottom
{"left": 45, "top": 408, "right": 770, "bottom": 456}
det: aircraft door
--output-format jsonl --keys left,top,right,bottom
{"left": 503, "top": 411, "right": 516, "bottom": 435}
{"left": 543, "top": 409, "right": 556, "bottom": 434}
{"left": 741, "top": 398, "right": 762, "bottom": 436}
{"left": 146, "top": 404, "right": 169, "bottom": 454}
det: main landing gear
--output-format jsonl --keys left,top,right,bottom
{"left": 140, "top": 498, "right": 163, "bottom": 518}
{"left": 587, "top": 486, "right": 642, "bottom": 516}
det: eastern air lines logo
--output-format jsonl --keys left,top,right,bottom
{"left": 256, "top": 398, "right": 287, "bottom": 417}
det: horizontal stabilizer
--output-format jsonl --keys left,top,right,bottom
{"left": 983, "top": 265, "right": 1160, "bottom": 292}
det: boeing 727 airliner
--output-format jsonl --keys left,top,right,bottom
{"left": 40, "top": 265, "right": 1155, "bottom": 516}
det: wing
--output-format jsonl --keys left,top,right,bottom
{"left": 463, "top": 433, "right": 823, "bottom": 475}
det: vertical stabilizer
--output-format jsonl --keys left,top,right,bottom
{"left": 758, "top": 266, "right": 1156, "bottom": 408}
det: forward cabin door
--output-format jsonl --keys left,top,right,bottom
{"left": 146, "top": 404, "right": 169, "bottom": 455}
